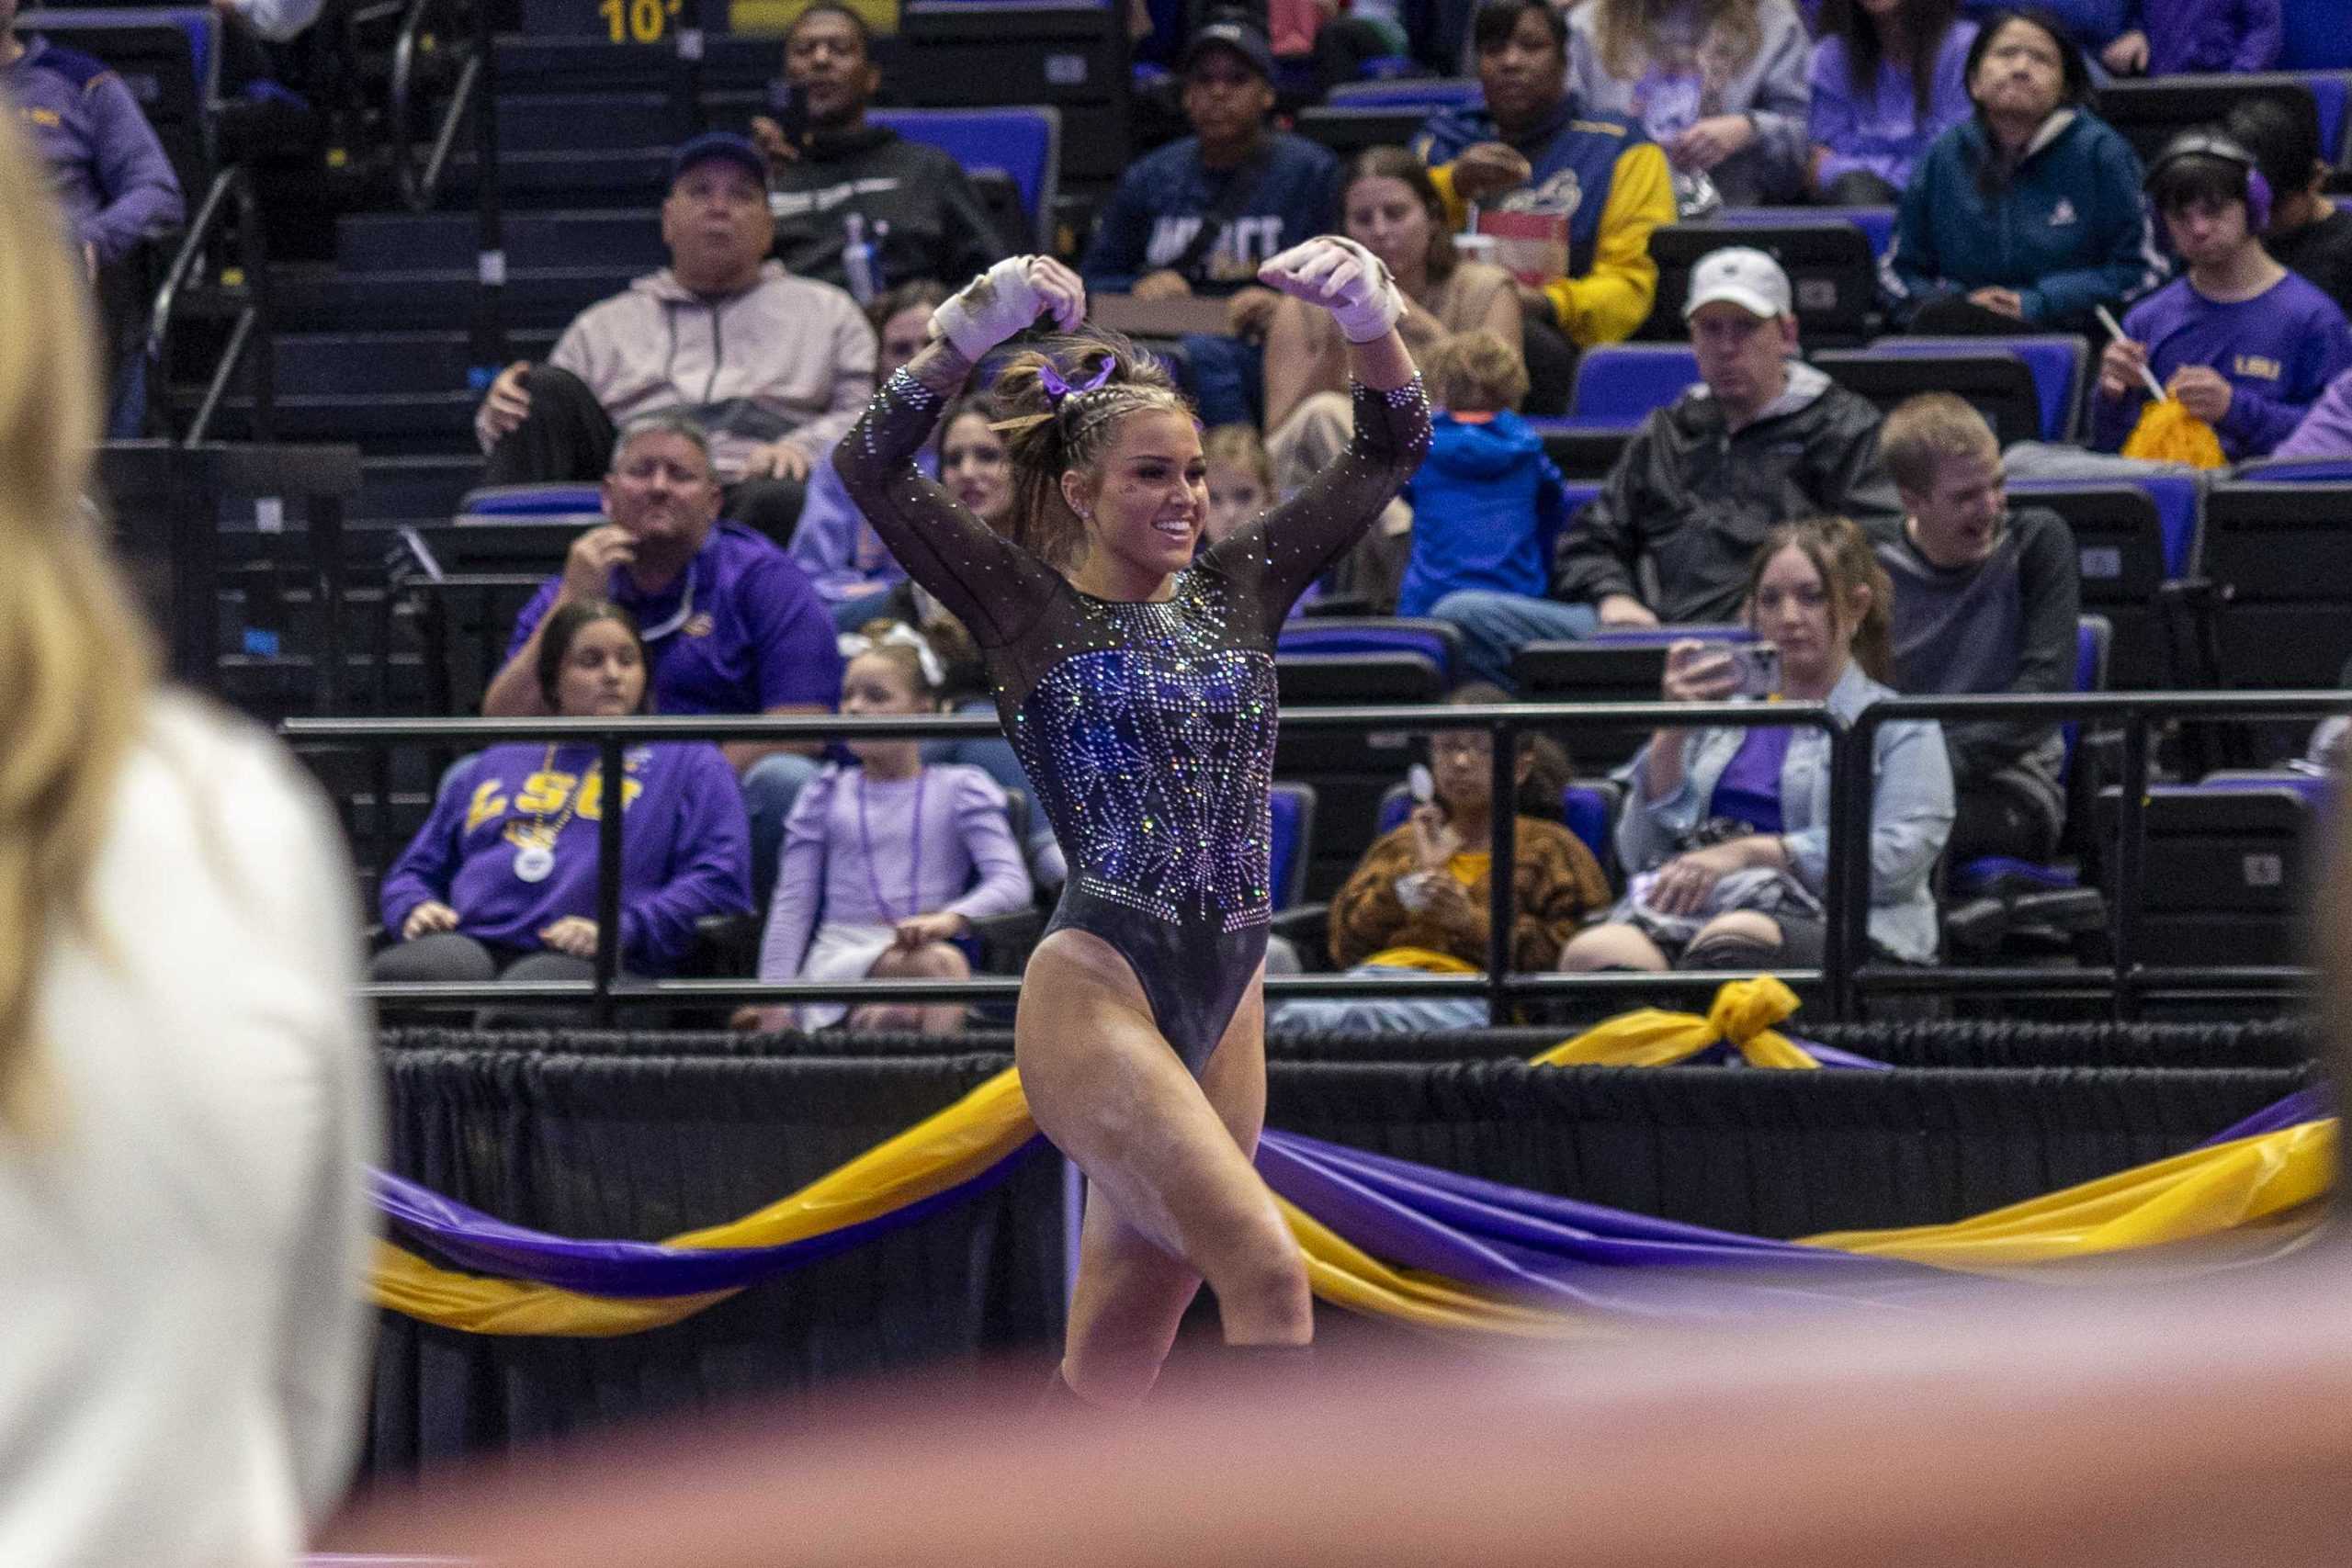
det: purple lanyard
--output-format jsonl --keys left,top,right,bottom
{"left": 854, "top": 768, "right": 928, "bottom": 922}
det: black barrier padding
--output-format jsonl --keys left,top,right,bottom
{"left": 381, "top": 1018, "right": 2322, "bottom": 1069}
{"left": 365, "top": 1042, "right": 2307, "bottom": 1481}
{"left": 366, "top": 1048, "right": 1060, "bottom": 1483}
{"left": 1263, "top": 1061, "right": 2307, "bottom": 1242}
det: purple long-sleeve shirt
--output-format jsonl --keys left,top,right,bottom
{"left": 2275, "top": 367, "right": 2352, "bottom": 459}
{"left": 757, "top": 762, "right": 1033, "bottom": 981}
{"left": 379, "top": 740, "right": 752, "bottom": 974}
{"left": 2134, "top": 0, "right": 2281, "bottom": 75}
{"left": 788, "top": 438, "right": 920, "bottom": 604}
{"left": 6, "top": 36, "right": 186, "bottom": 265}
{"left": 1808, "top": 22, "right": 1977, "bottom": 196}
{"left": 2089, "top": 271, "right": 2352, "bottom": 460}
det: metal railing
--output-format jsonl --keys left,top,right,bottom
{"left": 284, "top": 701, "right": 1839, "bottom": 1024}
{"left": 283, "top": 690, "right": 2349, "bottom": 1026}
{"left": 146, "top": 164, "right": 273, "bottom": 446}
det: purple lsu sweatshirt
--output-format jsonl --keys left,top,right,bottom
{"left": 2090, "top": 271, "right": 2352, "bottom": 460}
{"left": 5, "top": 36, "right": 186, "bottom": 264}
{"left": 2135, "top": 0, "right": 2282, "bottom": 76}
{"left": 378, "top": 740, "right": 752, "bottom": 974}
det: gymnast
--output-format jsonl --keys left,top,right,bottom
{"left": 833, "top": 241, "right": 1427, "bottom": 1404}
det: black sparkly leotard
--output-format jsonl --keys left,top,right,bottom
{"left": 835, "top": 366, "right": 1430, "bottom": 1073}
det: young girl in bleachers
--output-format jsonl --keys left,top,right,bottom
{"left": 1397, "top": 330, "right": 1565, "bottom": 619}
{"left": 1203, "top": 423, "right": 1274, "bottom": 547}
{"left": 753, "top": 620, "right": 1034, "bottom": 1034}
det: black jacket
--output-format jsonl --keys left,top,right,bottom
{"left": 766, "top": 124, "right": 1009, "bottom": 294}
{"left": 1552, "top": 364, "right": 1901, "bottom": 623}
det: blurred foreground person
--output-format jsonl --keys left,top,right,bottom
{"left": 0, "top": 114, "right": 379, "bottom": 1563}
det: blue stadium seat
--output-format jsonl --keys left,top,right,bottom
{"left": 1326, "top": 74, "right": 1480, "bottom": 108}
{"left": 1566, "top": 344, "right": 1699, "bottom": 423}
{"left": 1277, "top": 616, "right": 1462, "bottom": 684}
{"left": 1868, "top": 334, "right": 2089, "bottom": 444}
{"left": 2233, "top": 455, "right": 2352, "bottom": 484}
{"left": 456, "top": 482, "right": 604, "bottom": 523}
{"left": 36, "top": 6, "right": 219, "bottom": 100}
{"left": 1947, "top": 614, "right": 2107, "bottom": 904}
{"left": 1268, "top": 781, "right": 1317, "bottom": 911}
{"left": 2092, "top": 773, "right": 2325, "bottom": 965}
{"left": 2281, "top": 1, "right": 2352, "bottom": 72}
{"left": 2292, "top": 72, "right": 2350, "bottom": 158}
{"left": 1373, "top": 776, "right": 1623, "bottom": 876}
{"left": 870, "top": 107, "right": 1059, "bottom": 251}
{"left": 2004, "top": 479, "right": 2198, "bottom": 689}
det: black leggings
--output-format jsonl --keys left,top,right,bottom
{"left": 481, "top": 364, "right": 808, "bottom": 548}
{"left": 369, "top": 931, "right": 640, "bottom": 1026}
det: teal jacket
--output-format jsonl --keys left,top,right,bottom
{"left": 1880, "top": 108, "right": 2165, "bottom": 334}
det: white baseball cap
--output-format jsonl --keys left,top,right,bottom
{"left": 1683, "top": 246, "right": 1793, "bottom": 320}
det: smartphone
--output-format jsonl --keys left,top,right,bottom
{"left": 1408, "top": 762, "right": 1436, "bottom": 805}
{"left": 1726, "top": 643, "right": 1781, "bottom": 698}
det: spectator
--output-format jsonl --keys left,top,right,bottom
{"left": 1873, "top": 394, "right": 2079, "bottom": 864}
{"left": 480, "top": 412, "right": 843, "bottom": 910}
{"left": 1561, "top": 515, "right": 1953, "bottom": 975}
{"left": 1080, "top": 13, "right": 1340, "bottom": 425}
{"left": 1265, "top": 148, "right": 1521, "bottom": 479}
{"left": 2098, "top": 0, "right": 2279, "bottom": 76}
{"left": 378, "top": 600, "right": 753, "bottom": 1006}
{"left": 753, "top": 622, "right": 1034, "bottom": 1035}
{"left": 1204, "top": 423, "right": 1275, "bottom": 545}
{"left": 792, "top": 279, "right": 948, "bottom": 623}
{"left": 1414, "top": 0, "right": 1676, "bottom": 411}
{"left": 1270, "top": 684, "right": 1610, "bottom": 1032}
{"left": 1080, "top": 14, "right": 1340, "bottom": 300}
{"left": 1430, "top": 248, "right": 1902, "bottom": 690}
{"left": 1396, "top": 329, "right": 1564, "bottom": 619}
{"left": 3, "top": 0, "right": 185, "bottom": 435}
{"left": 1567, "top": 0, "right": 1815, "bottom": 208}
{"left": 2274, "top": 366, "right": 2352, "bottom": 458}
{"left": 2089, "top": 130, "right": 2352, "bottom": 463}
{"left": 1881, "top": 8, "right": 2164, "bottom": 336}
{"left": 2227, "top": 98, "right": 2352, "bottom": 322}
{"left": 1808, "top": 0, "right": 1979, "bottom": 205}
{"left": 748, "top": 4, "right": 1009, "bottom": 300}
{"left": 473, "top": 131, "right": 874, "bottom": 545}
{"left": 0, "top": 113, "right": 374, "bottom": 1562}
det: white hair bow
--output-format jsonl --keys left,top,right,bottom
{"left": 837, "top": 623, "right": 945, "bottom": 690}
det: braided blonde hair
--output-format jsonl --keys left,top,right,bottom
{"left": 990, "top": 331, "right": 1194, "bottom": 569}
{"left": 0, "top": 113, "right": 156, "bottom": 1129}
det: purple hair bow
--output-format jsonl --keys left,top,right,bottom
{"left": 1040, "top": 358, "right": 1116, "bottom": 408}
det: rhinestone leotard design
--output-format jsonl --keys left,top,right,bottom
{"left": 837, "top": 366, "right": 1430, "bottom": 1072}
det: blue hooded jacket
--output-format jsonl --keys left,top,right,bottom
{"left": 1397, "top": 410, "right": 1565, "bottom": 618}
{"left": 1880, "top": 108, "right": 2165, "bottom": 334}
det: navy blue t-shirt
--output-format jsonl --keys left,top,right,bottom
{"left": 1080, "top": 130, "right": 1342, "bottom": 295}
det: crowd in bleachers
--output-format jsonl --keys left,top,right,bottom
{"left": 17, "top": 0, "right": 2352, "bottom": 1022}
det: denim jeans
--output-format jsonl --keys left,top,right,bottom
{"left": 1180, "top": 331, "right": 1264, "bottom": 428}
{"left": 1425, "top": 590, "right": 1599, "bottom": 691}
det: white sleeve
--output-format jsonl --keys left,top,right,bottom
{"left": 232, "top": 0, "right": 323, "bottom": 43}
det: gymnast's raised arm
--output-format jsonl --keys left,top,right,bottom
{"left": 831, "top": 256, "right": 1086, "bottom": 645}
{"left": 1205, "top": 236, "right": 1432, "bottom": 625}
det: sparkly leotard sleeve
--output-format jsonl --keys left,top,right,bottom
{"left": 837, "top": 367, "right": 1431, "bottom": 1072}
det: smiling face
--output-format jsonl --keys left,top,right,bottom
{"left": 660, "top": 158, "right": 774, "bottom": 295}
{"left": 1749, "top": 542, "right": 1859, "bottom": 692}
{"left": 1064, "top": 408, "right": 1209, "bottom": 587}
{"left": 1476, "top": 7, "right": 1566, "bottom": 131}
{"left": 784, "top": 8, "right": 878, "bottom": 130}
{"left": 553, "top": 615, "right": 648, "bottom": 717}
{"left": 941, "top": 411, "right": 1012, "bottom": 525}
{"left": 1970, "top": 18, "right": 2066, "bottom": 128}
{"left": 1345, "top": 174, "right": 1436, "bottom": 293}
{"left": 1903, "top": 447, "right": 2006, "bottom": 569}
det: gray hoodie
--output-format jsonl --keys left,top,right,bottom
{"left": 1566, "top": 0, "right": 1812, "bottom": 207}
{"left": 479, "top": 261, "right": 876, "bottom": 481}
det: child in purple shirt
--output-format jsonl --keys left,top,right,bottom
{"left": 376, "top": 602, "right": 752, "bottom": 989}
{"left": 753, "top": 622, "right": 1034, "bottom": 1035}
{"left": 2092, "top": 130, "right": 2352, "bottom": 462}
